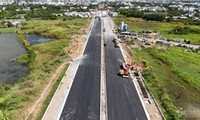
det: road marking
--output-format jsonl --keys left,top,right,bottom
{"left": 100, "top": 17, "right": 108, "bottom": 120}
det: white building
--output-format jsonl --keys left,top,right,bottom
{"left": 0, "top": 0, "right": 15, "bottom": 5}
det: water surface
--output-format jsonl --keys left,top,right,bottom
{"left": 0, "top": 34, "right": 27, "bottom": 83}
{"left": 25, "top": 34, "right": 55, "bottom": 44}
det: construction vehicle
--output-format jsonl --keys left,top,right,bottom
{"left": 112, "top": 29, "right": 117, "bottom": 34}
{"left": 113, "top": 37, "right": 120, "bottom": 48}
{"left": 95, "top": 16, "right": 100, "bottom": 20}
{"left": 113, "top": 37, "right": 117, "bottom": 42}
{"left": 104, "top": 41, "right": 107, "bottom": 46}
{"left": 118, "top": 61, "right": 134, "bottom": 77}
{"left": 113, "top": 37, "right": 122, "bottom": 43}
{"left": 114, "top": 42, "right": 120, "bottom": 48}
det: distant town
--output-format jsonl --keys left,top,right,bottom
{"left": 0, "top": 0, "right": 200, "bottom": 5}
{"left": 1, "top": 1, "right": 200, "bottom": 21}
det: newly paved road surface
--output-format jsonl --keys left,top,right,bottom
{"left": 103, "top": 17, "right": 148, "bottom": 120}
{"left": 60, "top": 20, "right": 101, "bottom": 120}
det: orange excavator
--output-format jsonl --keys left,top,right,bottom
{"left": 118, "top": 60, "right": 143, "bottom": 78}
{"left": 118, "top": 61, "right": 134, "bottom": 77}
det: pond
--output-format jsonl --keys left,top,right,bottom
{"left": 25, "top": 34, "right": 55, "bottom": 45}
{"left": 0, "top": 33, "right": 55, "bottom": 83}
{"left": 0, "top": 34, "right": 27, "bottom": 83}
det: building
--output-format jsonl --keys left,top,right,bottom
{"left": 0, "top": 0, "right": 15, "bottom": 5}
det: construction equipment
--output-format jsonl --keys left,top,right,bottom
{"left": 113, "top": 37, "right": 117, "bottom": 42}
{"left": 112, "top": 29, "right": 117, "bottom": 34}
{"left": 104, "top": 41, "right": 107, "bottom": 46}
{"left": 114, "top": 42, "right": 119, "bottom": 48}
{"left": 113, "top": 37, "right": 120, "bottom": 48}
{"left": 134, "top": 63, "right": 143, "bottom": 73}
{"left": 103, "top": 28, "right": 106, "bottom": 32}
{"left": 118, "top": 61, "right": 133, "bottom": 77}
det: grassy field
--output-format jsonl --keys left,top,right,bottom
{"left": 0, "top": 18, "right": 90, "bottom": 119}
{"left": 21, "top": 19, "right": 88, "bottom": 39}
{"left": 36, "top": 64, "right": 69, "bottom": 120}
{"left": 113, "top": 16, "right": 200, "bottom": 44}
{"left": 0, "top": 27, "right": 19, "bottom": 33}
{"left": 132, "top": 46, "right": 200, "bottom": 119}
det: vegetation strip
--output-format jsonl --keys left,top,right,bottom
{"left": 132, "top": 46, "right": 200, "bottom": 119}
{"left": 0, "top": 18, "right": 89, "bottom": 120}
{"left": 36, "top": 64, "right": 69, "bottom": 120}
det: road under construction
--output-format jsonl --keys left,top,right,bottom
{"left": 42, "top": 12, "right": 151, "bottom": 120}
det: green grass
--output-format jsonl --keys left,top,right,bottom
{"left": 133, "top": 46, "right": 200, "bottom": 119}
{"left": 16, "top": 33, "right": 31, "bottom": 49}
{"left": 36, "top": 64, "right": 69, "bottom": 120}
{"left": 164, "top": 34, "right": 200, "bottom": 44}
{"left": 17, "top": 54, "right": 29, "bottom": 65}
{"left": 0, "top": 27, "right": 19, "bottom": 33}
{"left": 0, "top": 18, "right": 90, "bottom": 119}
{"left": 0, "top": 40, "right": 68, "bottom": 119}
{"left": 21, "top": 19, "right": 89, "bottom": 39}
{"left": 113, "top": 16, "right": 200, "bottom": 44}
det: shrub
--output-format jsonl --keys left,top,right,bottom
{"left": 118, "top": 9, "right": 144, "bottom": 18}
{"left": 169, "top": 26, "right": 200, "bottom": 35}
{"left": 17, "top": 54, "right": 29, "bottom": 65}
{"left": 143, "top": 13, "right": 166, "bottom": 21}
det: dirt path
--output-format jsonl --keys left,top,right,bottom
{"left": 24, "top": 59, "right": 69, "bottom": 120}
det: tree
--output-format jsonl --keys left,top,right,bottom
{"left": 143, "top": 13, "right": 166, "bottom": 21}
{"left": 166, "top": 17, "right": 173, "bottom": 22}
{"left": 24, "top": 15, "right": 31, "bottom": 20}
{"left": 0, "top": 12, "right": 6, "bottom": 19}
{"left": 118, "top": 9, "right": 144, "bottom": 18}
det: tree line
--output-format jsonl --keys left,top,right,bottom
{"left": 118, "top": 9, "right": 166, "bottom": 22}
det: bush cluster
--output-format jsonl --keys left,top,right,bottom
{"left": 169, "top": 26, "right": 200, "bottom": 35}
{"left": 118, "top": 9, "right": 144, "bottom": 18}
{"left": 143, "top": 13, "right": 165, "bottom": 21}
{"left": 118, "top": 9, "right": 166, "bottom": 21}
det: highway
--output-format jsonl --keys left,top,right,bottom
{"left": 103, "top": 17, "right": 148, "bottom": 120}
{"left": 59, "top": 16, "right": 148, "bottom": 120}
{"left": 60, "top": 19, "right": 101, "bottom": 120}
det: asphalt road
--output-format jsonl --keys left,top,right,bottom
{"left": 103, "top": 17, "right": 148, "bottom": 120}
{"left": 60, "top": 19, "right": 101, "bottom": 120}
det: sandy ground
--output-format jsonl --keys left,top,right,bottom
{"left": 20, "top": 20, "right": 91, "bottom": 120}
